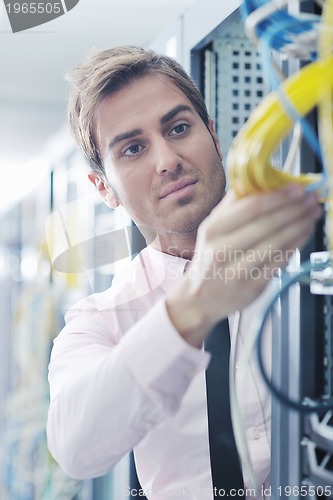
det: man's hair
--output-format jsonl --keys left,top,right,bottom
{"left": 67, "top": 46, "right": 210, "bottom": 175}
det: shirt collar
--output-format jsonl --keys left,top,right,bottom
{"left": 140, "top": 245, "right": 189, "bottom": 295}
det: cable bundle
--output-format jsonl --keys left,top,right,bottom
{"left": 227, "top": 0, "right": 331, "bottom": 201}
{"left": 227, "top": 54, "right": 331, "bottom": 197}
{"left": 228, "top": 0, "right": 333, "bottom": 490}
{"left": 243, "top": 0, "right": 320, "bottom": 58}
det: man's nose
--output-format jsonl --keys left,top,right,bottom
{"left": 153, "top": 138, "right": 183, "bottom": 175}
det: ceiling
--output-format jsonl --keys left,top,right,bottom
{"left": 0, "top": 0, "right": 193, "bottom": 213}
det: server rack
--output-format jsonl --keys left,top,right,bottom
{"left": 188, "top": 1, "right": 333, "bottom": 497}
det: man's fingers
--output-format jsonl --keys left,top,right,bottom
{"left": 208, "top": 184, "right": 320, "bottom": 235}
{"left": 210, "top": 193, "right": 322, "bottom": 256}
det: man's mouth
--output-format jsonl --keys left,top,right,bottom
{"left": 159, "top": 178, "right": 198, "bottom": 199}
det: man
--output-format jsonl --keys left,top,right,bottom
{"left": 47, "top": 46, "right": 321, "bottom": 499}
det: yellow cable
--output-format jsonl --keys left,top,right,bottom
{"left": 227, "top": 55, "right": 333, "bottom": 197}
{"left": 318, "top": 0, "right": 333, "bottom": 250}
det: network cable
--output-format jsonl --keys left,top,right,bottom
{"left": 242, "top": 0, "right": 319, "bottom": 57}
{"left": 227, "top": 54, "right": 330, "bottom": 196}
{"left": 256, "top": 260, "right": 333, "bottom": 413}
{"left": 228, "top": 0, "right": 333, "bottom": 489}
{"left": 227, "top": 0, "right": 330, "bottom": 199}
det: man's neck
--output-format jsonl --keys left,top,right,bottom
{"left": 150, "top": 232, "right": 197, "bottom": 260}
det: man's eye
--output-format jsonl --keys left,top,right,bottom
{"left": 122, "top": 144, "right": 143, "bottom": 158}
{"left": 170, "top": 124, "right": 189, "bottom": 136}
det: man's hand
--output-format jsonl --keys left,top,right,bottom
{"left": 166, "top": 184, "right": 322, "bottom": 348}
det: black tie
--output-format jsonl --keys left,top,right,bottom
{"left": 205, "top": 318, "right": 244, "bottom": 498}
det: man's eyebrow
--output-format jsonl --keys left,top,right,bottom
{"left": 107, "top": 105, "right": 193, "bottom": 150}
{"left": 160, "top": 104, "right": 194, "bottom": 124}
{"left": 108, "top": 129, "right": 143, "bottom": 149}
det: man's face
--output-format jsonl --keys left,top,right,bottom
{"left": 92, "top": 75, "right": 226, "bottom": 239}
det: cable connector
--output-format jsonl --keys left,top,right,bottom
{"left": 310, "top": 251, "right": 333, "bottom": 295}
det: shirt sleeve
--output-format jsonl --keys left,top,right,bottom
{"left": 47, "top": 296, "right": 210, "bottom": 480}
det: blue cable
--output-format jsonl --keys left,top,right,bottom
{"left": 240, "top": 0, "right": 325, "bottom": 188}
{"left": 256, "top": 260, "right": 333, "bottom": 413}
{"left": 241, "top": 0, "right": 318, "bottom": 51}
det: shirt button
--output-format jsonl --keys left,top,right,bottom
{"left": 235, "top": 363, "right": 243, "bottom": 370}
{"left": 253, "top": 428, "right": 260, "bottom": 439}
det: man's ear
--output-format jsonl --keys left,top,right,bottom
{"left": 208, "top": 119, "right": 223, "bottom": 161}
{"left": 88, "top": 172, "right": 120, "bottom": 208}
